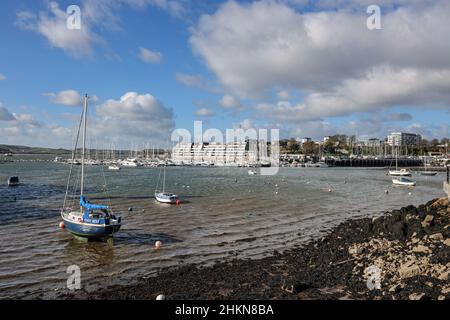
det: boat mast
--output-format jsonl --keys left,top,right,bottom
{"left": 395, "top": 146, "right": 398, "bottom": 170}
{"left": 162, "top": 165, "right": 166, "bottom": 193}
{"left": 80, "top": 94, "right": 88, "bottom": 200}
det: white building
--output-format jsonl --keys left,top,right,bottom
{"left": 387, "top": 133, "right": 421, "bottom": 146}
{"left": 171, "top": 140, "right": 270, "bottom": 166}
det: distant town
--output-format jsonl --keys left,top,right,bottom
{"left": 2, "top": 132, "right": 450, "bottom": 168}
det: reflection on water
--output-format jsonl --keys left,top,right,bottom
{"left": 0, "top": 161, "right": 446, "bottom": 298}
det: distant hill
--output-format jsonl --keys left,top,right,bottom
{"left": 0, "top": 144, "right": 71, "bottom": 155}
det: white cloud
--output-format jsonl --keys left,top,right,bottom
{"left": 95, "top": 92, "right": 175, "bottom": 146}
{"left": 16, "top": 2, "right": 99, "bottom": 57}
{"left": 195, "top": 107, "right": 214, "bottom": 117}
{"left": 0, "top": 73, "right": 5, "bottom": 81}
{"left": 15, "top": 0, "right": 186, "bottom": 58}
{"left": 139, "top": 47, "right": 163, "bottom": 63}
{"left": 219, "top": 94, "right": 243, "bottom": 111}
{"left": 45, "top": 90, "right": 99, "bottom": 106}
{"left": 190, "top": 0, "right": 450, "bottom": 121}
{"left": 1, "top": 92, "right": 175, "bottom": 148}
{"left": 44, "top": 90, "right": 82, "bottom": 106}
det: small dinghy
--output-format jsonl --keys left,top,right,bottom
{"left": 7, "top": 176, "right": 20, "bottom": 187}
{"left": 392, "top": 177, "right": 416, "bottom": 187}
{"left": 248, "top": 169, "right": 257, "bottom": 175}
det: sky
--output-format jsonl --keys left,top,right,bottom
{"left": 0, "top": 0, "right": 450, "bottom": 149}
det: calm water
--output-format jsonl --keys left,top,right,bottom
{"left": 0, "top": 159, "right": 445, "bottom": 298}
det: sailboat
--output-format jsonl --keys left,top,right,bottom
{"left": 420, "top": 157, "right": 438, "bottom": 176}
{"left": 155, "top": 165, "right": 179, "bottom": 204}
{"left": 61, "top": 95, "right": 122, "bottom": 239}
{"left": 388, "top": 147, "right": 411, "bottom": 176}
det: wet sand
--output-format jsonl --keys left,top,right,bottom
{"left": 62, "top": 197, "right": 450, "bottom": 300}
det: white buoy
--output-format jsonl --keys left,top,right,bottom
{"left": 155, "top": 241, "right": 162, "bottom": 249}
{"left": 156, "top": 294, "right": 165, "bottom": 300}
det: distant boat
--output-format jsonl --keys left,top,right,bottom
{"left": 108, "top": 164, "right": 121, "bottom": 171}
{"left": 420, "top": 157, "right": 437, "bottom": 176}
{"left": 121, "top": 159, "right": 139, "bottom": 167}
{"left": 248, "top": 169, "right": 257, "bottom": 175}
{"left": 389, "top": 148, "right": 411, "bottom": 176}
{"left": 7, "top": 176, "right": 19, "bottom": 187}
{"left": 61, "top": 95, "right": 122, "bottom": 239}
{"left": 389, "top": 168, "right": 412, "bottom": 176}
{"left": 66, "top": 159, "right": 81, "bottom": 165}
{"left": 155, "top": 165, "right": 179, "bottom": 204}
{"left": 392, "top": 177, "right": 416, "bottom": 187}
{"left": 155, "top": 192, "right": 179, "bottom": 204}
{"left": 420, "top": 171, "right": 437, "bottom": 176}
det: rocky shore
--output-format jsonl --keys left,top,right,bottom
{"left": 64, "top": 198, "right": 450, "bottom": 300}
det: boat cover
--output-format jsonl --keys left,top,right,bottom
{"left": 80, "top": 195, "right": 108, "bottom": 210}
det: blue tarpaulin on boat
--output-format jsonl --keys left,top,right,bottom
{"left": 80, "top": 196, "right": 108, "bottom": 210}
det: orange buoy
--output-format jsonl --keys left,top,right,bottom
{"left": 155, "top": 241, "right": 162, "bottom": 249}
{"left": 176, "top": 199, "right": 181, "bottom": 205}
{"left": 59, "top": 221, "right": 65, "bottom": 229}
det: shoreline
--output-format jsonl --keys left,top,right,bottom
{"left": 61, "top": 197, "right": 450, "bottom": 300}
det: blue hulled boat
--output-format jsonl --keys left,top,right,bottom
{"left": 61, "top": 95, "right": 122, "bottom": 239}
{"left": 62, "top": 196, "right": 121, "bottom": 238}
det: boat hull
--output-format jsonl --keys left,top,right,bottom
{"left": 420, "top": 172, "right": 438, "bottom": 176}
{"left": 62, "top": 217, "right": 121, "bottom": 238}
{"left": 392, "top": 179, "right": 416, "bottom": 187}
{"left": 155, "top": 193, "right": 179, "bottom": 204}
{"left": 389, "top": 171, "right": 411, "bottom": 177}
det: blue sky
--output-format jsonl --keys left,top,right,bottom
{"left": 1, "top": 0, "right": 450, "bottom": 148}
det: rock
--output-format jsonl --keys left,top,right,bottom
{"left": 429, "top": 233, "right": 444, "bottom": 241}
{"left": 438, "top": 270, "right": 449, "bottom": 281}
{"left": 444, "top": 239, "right": 450, "bottom": 247}
{"left": 409, "top": 293, "right": 425, "bottom": 300}
{"left": 421, "top": 215, "right": 434, "bottom": 228}
{"left": 431, "top": 198, "right": 449, "bottom": 208}
{"left": 348, "top": 244, "right": 362, "bottom": 255}
{"left": 392, "top": 221, "right": 407, "bottom": 240}
{"left": 442, "top": 287, "right": 450, "bottom": 294}
{"left": 411, "top": 237, "right": 420, "bottom": 244}
{"left": 412, "top": 245, "right": 431, "bottom": 254}
{"left": 399, "top": 262, "right": 421, "bottom": 278}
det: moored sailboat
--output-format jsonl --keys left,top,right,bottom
{"left": 420, "top": 157, "right": 438, "bottom": 176}
{"left": 61, "top": 95, "right": 122, "bottom": 239}
{"left": 389, "top": 148, "right": 411, "bottom": 176}
{"left": 155, "top": 165, "right": 179, "bottom": 204}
